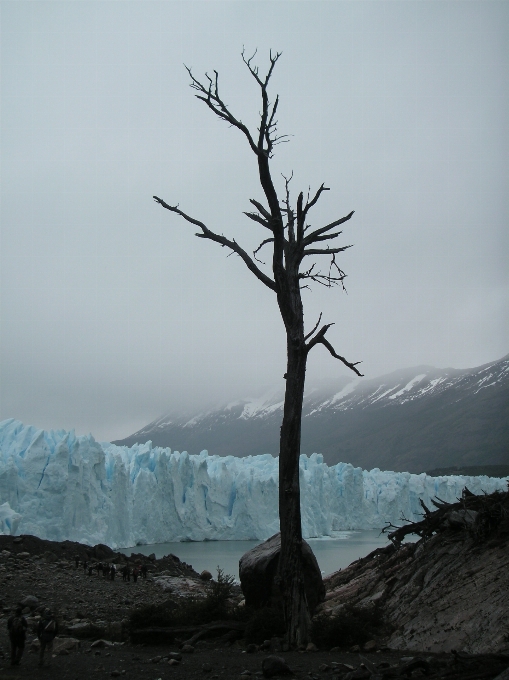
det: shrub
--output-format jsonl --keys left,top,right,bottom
{"left": 311, "top": 604, "right": 383, "bottom": 649}
{"left": 129, "top": 568, "right": 237, "bottom": 632}
{"left": 201, "top": 567, "right": 236, "bottom": 620}
{"left": 129, "top": 600, "right": 178, "bottom": 630}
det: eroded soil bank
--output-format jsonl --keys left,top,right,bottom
{"left": 319, "top": 487, "right": 509, "bottom": 655}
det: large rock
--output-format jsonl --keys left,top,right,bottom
{"left": 91, "top": 544, "right": 114, "bottom": 560}
{"left": 20, "top": 595, "right": 39, "bottom": 609}
{"left": 239, "top": 533, "right": 325, "bottom": 614}
{"left": 53, "top": 637, "right": 80, "bottom": 655}
{"left": 262, "top": 655, "right": 293, "bottom": 678}
{"left": 66, "top": 622, "right": 105, "bottom": 639}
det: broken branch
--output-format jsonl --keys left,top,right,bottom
{"left": 153, "top": 196, "right": 276, "bottom": 291}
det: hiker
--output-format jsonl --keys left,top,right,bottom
{"left": 88, "top": 564, "right": 94, "bottom": 576}
{"left": 141, "top": 564, "right": 148, "bottom": 578}
{"left": 96, "top": 561, "right": 103, "bottom": 576}
{"left": 110, "top": 563, "right": 116, "bottom": 580}
{"left": 121, "top": 565, "right": 127, "bottom": 582}
{"left": 75, "top": 554, "right": 80, "bottom": 568}
{"left": 83, "top": 559, "right": 88, "bottom": 574}
{"left": 132, "top": 566, "right": 139, "bottom": 583}
{"left": 7, "top": 607, "right": 27, "bottom": 666}
{"left": 37, "top": 608, "right": 58, "bottom": 668}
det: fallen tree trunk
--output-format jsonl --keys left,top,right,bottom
{"left": 130, "top": 620, "right": 245, "bottom": 645}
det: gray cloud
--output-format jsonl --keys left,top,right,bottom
{"left": 1, "top": 1, "right": 507, "bottom": 441}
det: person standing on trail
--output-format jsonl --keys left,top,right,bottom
{"left": 110, "top": 563, "right": 116, "bottom": 580}
{"left": 37, "top": 608, "right": 58, "bottom": 668}
{"left": 7, "top": 607, "right": 27, "bottom": 666}
{"left": 132, "top": 566, "right": 139, "bottom": 583}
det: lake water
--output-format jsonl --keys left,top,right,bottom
{"left": 118, "top": 530, "right": 395, "bottom": 579}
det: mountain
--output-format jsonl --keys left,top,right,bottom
{"left": 113, "top": 355, "right": 509, "bottom": 473}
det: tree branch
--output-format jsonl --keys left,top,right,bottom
{"left": 304, "top": 312, "right": 323, "bottom": 342}
{"left": 281, "top": 173, "right": 295, "bottom": 244}
{"left": 296, "top": 192, "right": 304, "bottom": 244}
{"left": 303, "top": 211, "right": 355, "bottom": 246}
{"left": 303, "top": 184, "right": 329, "bottom": 219}
{"left": 318, "top": 338, "right": 363, "bottom": 376}
{"left": 301, "top": 245, "right": 352, "bottom": 258}
{"left": 307, "top": 231, "right": 345, "bottom": 243}
{"left": 244, "top": 212, "right": 272, "bottom": 230}
{"left": 241, "top": 48, "right": 285, "bottom": 158}
{"left": 305, "top": 324, "right": 363, "bottom": 376}
{"left": 153, "top": 196, "right": 276, "bottom": 291}
{"left": 185, "top": 65, "right": 259, "bottom": 155}
{"left": 253, "top": 237, "right": 275, "bottom": 264}
{"left": 249, "top": 199, "right": 272, "bottom": 222}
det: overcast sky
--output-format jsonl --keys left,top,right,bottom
{"left": 1, "top": 1, "right": 507, "bottom": 442}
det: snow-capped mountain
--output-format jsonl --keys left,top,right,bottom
{"left": 114, "top": 355, "right": 509, "bottom": 473}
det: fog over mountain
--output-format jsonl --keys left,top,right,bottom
{"left": 1, "top": 2, "right": 508, "bottom": 443}
{"left": 114, "top": 355, "right": 509, "bottom": 474}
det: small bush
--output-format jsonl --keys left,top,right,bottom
{"left": 311, "top": 604, "right": 383, "bottom": 649}
{"left": 201, "top": 567, "right": 236, "bottom": 620}
{"left": 244, "top": 606, "right": 286, "bottom": 644}
{"left": 129, "top": 568, "right": 237, "bottom": 632}
{"left": 129, "top": 600, "right": 178, "bottom": 630}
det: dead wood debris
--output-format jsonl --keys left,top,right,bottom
{"left": 130, "top": 620, "right": 246, "bottom": 646}
{"left": 382, "top": 485, "right": 509, "bottom": 547}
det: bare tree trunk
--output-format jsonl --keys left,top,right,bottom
{"left": 154, "top": 50, "right": 363, "bottom": 649}
{"left": 277, "top": 315, "right": 310, "bottom": 646}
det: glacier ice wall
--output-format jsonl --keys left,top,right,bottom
{"left": 0, "top": 419, "right": 507, "bottom": 548}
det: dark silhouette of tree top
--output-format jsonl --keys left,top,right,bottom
{"left": 154, "top": 49, "right": 362, "bottom": 646}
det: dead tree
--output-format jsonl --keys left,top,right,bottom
{"left": 153, "top": 50, "right": 362, "bottom": 647}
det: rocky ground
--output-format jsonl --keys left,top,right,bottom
{"left": 1, "top": 488, "right": 509, "bottom": 680}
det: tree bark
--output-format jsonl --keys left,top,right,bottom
{"left": 277, "top": 299, "right": 311, "bottom": 646}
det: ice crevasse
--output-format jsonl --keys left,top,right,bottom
{"left": 0, "top": 419, "right": 507, "bottom": 548}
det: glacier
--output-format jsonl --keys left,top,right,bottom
{"left": 0, "top": 418, "right": 507, "bottom": 549}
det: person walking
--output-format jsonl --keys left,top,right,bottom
{"left": 7, "top": 607, "right": 27, "bottom": 666}
{"left": 37, "top": 608, "right": 58, "bottom": 668}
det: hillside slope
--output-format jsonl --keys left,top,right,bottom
{"left": 318, "top": 487, "right": 509, "bottom": 655}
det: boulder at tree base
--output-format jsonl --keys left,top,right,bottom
{"left": 239, "top": 533, "right": 325, "bottom": 614}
